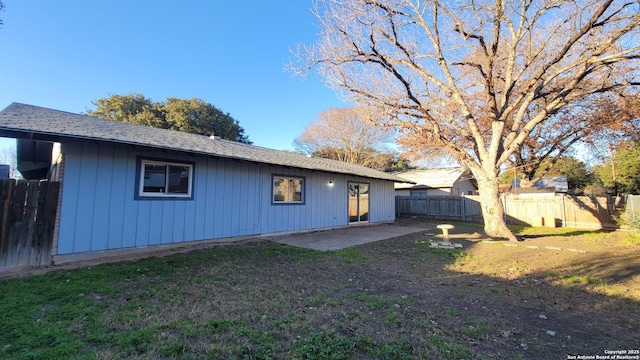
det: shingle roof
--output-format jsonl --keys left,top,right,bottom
{"left": 512, "top": 176, "right": 569, "bottom": 193}
{"left": 0, "top": 103, "right": 410, "bottom": 183}
{"left": 392, "top": 167, "right": 470, "bottom": 189}
{"left": 534, "top": 177, "right": 568, "bottom": 193}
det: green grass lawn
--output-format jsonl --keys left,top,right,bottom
{"left": 1, "top": 223, "right": 638, "bottom": 359}
{"left": 2, "top": 245, "right": 423, "bottom": 359}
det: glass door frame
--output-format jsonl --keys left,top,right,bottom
{"left": 348, "top": 182, "right": 370, "bottom": 224}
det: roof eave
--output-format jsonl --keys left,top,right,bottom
{"left": 0, "top": 126, "right": 409, "bottom": 183}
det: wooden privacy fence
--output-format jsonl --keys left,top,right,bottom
{"left": 395, "top": 195, "right": 483, "bottom": 223}
{"left": 396, "top": 194, "right": 624, "bottom": 229}
{"left": 501, "top": 195, "right": 622, "bottom": 228}
{"left": 627, "top": 195, "right": 640, "bottom": 227}
{"left": 0, "top": 179, "right": 60, "bottom": 270}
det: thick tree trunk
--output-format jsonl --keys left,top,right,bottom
{"left": 476, "top": 174, "right": 518, "bottom": 241}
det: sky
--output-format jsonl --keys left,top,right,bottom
{"left": 0, "top": 1, "right": 349, "bottom": 151}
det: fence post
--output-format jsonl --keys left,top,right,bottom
{"left": 628, "top": 195, "right": 637, "bottom": 226}
{"left": 462, "top": 196, "right": 466, "bottom": 222}
{"left": 561, "top": 194, "right": 567, "bottom": 228}
{"left": 0, "top": 179, "right": 13, "bottom": 258}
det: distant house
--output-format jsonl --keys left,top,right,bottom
{"left": 393, "top": 167, "right": 477, "bottom": 196}
{"left": 0, "top": 103, "right": 411, "bottom": 263}
{"left": 532, "top": 176, "right": 569, "bottom": 193}
{"left": 507, "top": 176, "right": 569, "bottom": 196}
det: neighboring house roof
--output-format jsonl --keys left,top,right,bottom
{"left": 534, "top": 176, "right": 568, "bottom": 193}
{"left": 511, "top": 176, "right": 569, "bottom": 193}
{"left": 392, "top": 167, "right": 474, "bottom": 190}
{"left": 0, "top": 103, "right": 411, "bottom": 183}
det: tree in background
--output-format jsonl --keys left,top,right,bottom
{"left": 294, "top": 106, "right": 411, "bottom": 171}
{"left": 585, "top": 95, "right": 640, "bottom": 195}
{"left": 385, "top": 155, "right": 414, "bottom": 172}
{"left": 0, "top": 143, "right": 17, "bottom": 178}
{"left": 0, "top": 1, "right": 4, "bottom": 27}
{"left": 512, "top": 94, "right": 640, "bottom": 187}
{"left": 593, "top": 142, "right": 640, "bottom": 195}
{"left": 89, "top": 94, "right": 165, "bottom": 128}
{"left": 164, "top": 98, "right": 250, "bottom": 143}
{"left": 499, "top": 156, "right": 595, "bottom": 194}
{"left": 542, "top": 156, "right": 594, "bottom": 194}
{"left": 87, "top": 94, "right": 251, "bottom": 144}
{"left": 311, "top": 146, "right": 413, "bottom": 171}
{"left": 293, "top": 0, "right": 640, "bottom": 240}
{"left": 588, "top": 94, "right": 640, "bottom": 150}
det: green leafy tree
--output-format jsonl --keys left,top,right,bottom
{"left": 87, "top": 94, "right": 251, "bottom": 143}
{"left": 89, "top": 94, "right": 166, "bottom": 128}
{"left": 385, "top": 155, "right": 415, "bottom": 172}
{"left": 541, "top": 156, "right": 595, "bottom": 194}
{"left": 594, "top": 142, "right": 640, "bottom": 194}
{"left": 501, "top": 156, "right": 595, "bottom": 194}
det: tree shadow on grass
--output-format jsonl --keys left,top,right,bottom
{"left": 514, "top": 228, "right": 617, "bottom": 240}
{"left": 1, "top": 233, "right": 638, "bottom": 360}
{"left": 545, "top": 251, "right": 640, "bottom": 285}
{"left": 355, "top": 233, "right": 639, "bottom": 359}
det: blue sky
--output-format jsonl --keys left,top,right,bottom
{"left": 0, "top": 1, "right": 348, "bottom": 151}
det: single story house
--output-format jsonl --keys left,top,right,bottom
{"left": 393, "top": 167, "right": 477, "bottom": 196}
{"left": 0, "top": 103, "right": 411, "bottom": 263}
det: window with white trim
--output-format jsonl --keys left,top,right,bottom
{"left": 138, "top": 159, "right": 193, "bottom": 198}
{"left": 273, "top": 175, "right": 304, "bottom": 203}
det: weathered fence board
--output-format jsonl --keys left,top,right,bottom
{"left": 396, "top": 194, "right": 624, "bottom": 229}
{"left": 564, "top": 196, "right": 621, "bottom": 228}
{"left": 627, "top": 195, "right": 640, "bottom": 227}
{"left": 0, "top": 179, "right": 60, "bottom": 270}
{"left": 628, "top": 195, "right": 640, "bottom": 212}
{"left": 396, "top": 195, "right": 483, "bottom": 223}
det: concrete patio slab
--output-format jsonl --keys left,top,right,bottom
{"left": 266, "top": 224, "right": 428, "bottom": 251}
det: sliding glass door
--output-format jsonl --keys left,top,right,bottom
{"left": 348, "top": 183, "right": 369, "bottom": 223}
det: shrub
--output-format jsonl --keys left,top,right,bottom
{"left": 627, "top": 210, "right": 640, "bottom": 230}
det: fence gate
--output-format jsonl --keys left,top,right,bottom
{"left": 0, "top": 179, "right": 60, "bottom": 270}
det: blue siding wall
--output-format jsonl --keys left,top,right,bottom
{"left": 56, "top": 142, "right": 396, "bottom": 254}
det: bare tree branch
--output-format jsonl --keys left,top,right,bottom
{"left": 291, "top": 0, "right": 640, "bottom": 239}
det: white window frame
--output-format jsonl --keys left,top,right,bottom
{"left": 272, "top": 175, "right": 305, "bottom": 204}
{"left": 138, "top": 159, "right": 194, "bottom": 199}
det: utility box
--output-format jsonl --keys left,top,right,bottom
{"left": 531, "top": 217, "right": 544, "bottom": 227}
{"left": 543, "top": 217, "right": 557, "bottom": 228}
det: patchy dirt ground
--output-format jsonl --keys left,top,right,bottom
{"left": 366, "top": 218, "right": 640, "bottom": 358}
{"left": 1, "top": 218, "right": 639, "bottom": 359}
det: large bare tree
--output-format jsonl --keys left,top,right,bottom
{"left": 292, "top": 0, "right": 640, "bottom": 240}
{"left": 0, "top": 1, "right": 5, "bottom": 26}
{"left": 294, "top": 106, "right": 397, "bottom": 169}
